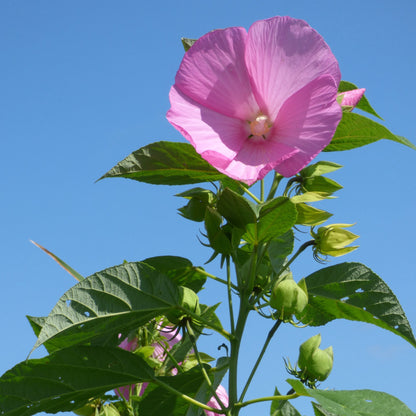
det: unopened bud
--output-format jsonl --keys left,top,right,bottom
{"left": 298, "top": 334, "right": 333, "bottom": 382}
{"left": 270, "top": 278, "right": 308, "bottom": 320}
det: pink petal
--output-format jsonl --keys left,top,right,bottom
{"left": 271, "top": 74, "right": 342, "bottom": 176}
{"left": 225, "top": 138, "right": 298, "bottom": 185}
{"left": 338, "top": 88, "right": 365, "bottom": 109}
{"left": 175, "top": 27, "right": 258, "bottom": 120}
{"left": 245, "top": 16, "right": 341, "bottom": 120}
{"left": 205, "top": 385, "right": 229, "bottom": 416}
{"left": 167, "top": 86, "right": 247, "bottom": 170}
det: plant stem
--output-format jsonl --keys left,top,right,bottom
{"left": 239, "top": 319, "right": 282, "bottom": 402}
{"left": 260, "top": 179, "right": 265, "bottom": 202}
{"left": 235, "top": 392, "right": 299, "bottom": 409}
{"left": 186, "top": 321, "right": 227, "bottom": 412}
{"left": 266, "top": 173, "right": 284, "bottom": 201}
{"left": 195, "top": 267, "right": 238, "bottom": 291}
{"left": 226, "top": 256, "right": 235, "bottom": 334}
{"left": 239, "top": 184, "right": 262, "bottom": 204}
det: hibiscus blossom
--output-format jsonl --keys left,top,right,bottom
{"left": 167, "top": 16, "right": 343, "bottom": 185}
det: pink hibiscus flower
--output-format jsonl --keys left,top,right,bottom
{"left": 115, "top": 329, "right": 182, "bottom": 400}
{"left": 338, "top": 88, "right": 365, "bottom": 110}
{"left": 205, "top": 384, "right": 229, "bottom": 416}
{"left": 167, "top": 16, "right": 343, "bottom": 185}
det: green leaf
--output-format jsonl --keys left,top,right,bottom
{"left": 32, "top": 262, "right": 226, "bottom": 354}
{"left": 186, "top": 357, "right": 229, "bottom": 416}
{"left": 0, "top": 345, "right": 155, "bottom": 416}
{"left": 245, "top": 197, "right": 297, "bottom": 243}
{"left": 141, "top": 256, "right": 207, "bottom": 293}
{"left": 204, "top": 207, "right": 232, "bottom": 255}
{"left": 295, "top": 204, "right": 333, "bottom": 226}
{"left": 267, "top": 231, "right": 295, "bottom": 274}
{"left": 299, "top": 262, "right": 416, "bottom": 347}
{"left": 288, "top": 379, "right": 416, "bottom": 416}
{"left": 217, "top": 188, "right": 258, "bottom": 229}
{"left": 312, "top": 402, "right": 338, "bottom": 416}
{"left": 324, "top": 112, "right": 416, "bottom": 152}
{"left": 139, "top": 366, "right": 208, "bottom": 416}
{"left": 270, "top": 387, "right": 301, "bottom": 416}
{"left": 99, "top": 141, "right": 229, "bottom": 185}
{"left": 338, "top": 80, "right": 382, "bottom": 119}
{"left": 181, "top": 37, "right": 197, "bottom": 52}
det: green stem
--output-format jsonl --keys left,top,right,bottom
{"left": 275, "top": 240, "right": 315, "bottom": 282}
{"left": 226, "top": 256, "right": 235, "bottom": 334}
{"left": 195, "top": 267, "right": 238, "bottom": 291}
{"left": 235, "top": 392, "right": 299, "bottom": 409}
{"left": 266, "top": 173, "right": 284, "bottom": 201}
{"left": 186, "top": 321, "right": 227, "bottom": 412}
{"left": 152, "top": 376, "right": 225, "bottom": 413}
{"left": 239, "top": 319, "right": 282, "bottom": 402}
{"left": 260, "top": 179, "right": 265, "bottom": 202}
{"left": 239, "top": 184, "right": 262, "bottom": 204}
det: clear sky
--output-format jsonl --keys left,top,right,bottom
{"left": 1, "top": 1, "right": 415, "bottom": 415}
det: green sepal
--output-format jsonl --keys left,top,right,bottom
{"left": 301, "top": 176, "right": 343, "bottom": 194}
{"left": 181, "top": 37, "right": 197, "bottom": 52}
{"left": 300, "top": 161, "right": 343, "bottom": 178}
{"left": 295, "top": 204, "right": 333, "bottom": 226}
{"left": 204, "top": 207, "right": 232, "bottom": 255}
{"left": 217, "top": 188, "right": 258, "bottom": 229}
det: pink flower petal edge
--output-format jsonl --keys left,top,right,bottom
{"left": 205, "top": 385, "right": 229, "bottom": 416}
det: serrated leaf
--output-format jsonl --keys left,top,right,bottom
{"left": 0, "top": 346, "right": 155, "bottom": 416}
{"left": 32, "top": 262, "right": 226, "bottom": 354}
{"left": 99, "top": 141, "right": 228, "bottom": 185}
{"left": 291, "top": 192, "right": 332, "bottom": 204}
{"left": 338, "top": 80, "right": 382, "bottom": 119}
{"left": 288, "top": 379, "right": 416, "bottom": 416}
{"left": 313, "top": 402, "right": 338, "bottom": 416}
{"left": 141, "top": 256, "right": 207, "bottom": 293}
{"left": 324, "top": 112, "right": 416, "bottom": 151}
{"left": 298, "top": 262, "right": 416, "bottom": 347}
{"left": 270, "top": 387, "right": 301, "bottom": 416}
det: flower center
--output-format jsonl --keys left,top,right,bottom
{"left": 248, "top": 114, "right": 272, "bottom": 139}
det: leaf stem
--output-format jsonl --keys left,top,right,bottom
{"left": 195, "top": 267, "right": 238, "bottom": 291}
{"left": 239, "top": 319, "right": 282, "bottom": 402}
{"left": 235, "top": 392, "right": 299, "bottom": 409}
{"left": 260, "top": 179, "right": 265, "bottom": 202}
{"left": 186, "top": 321, "right": 227, "bottom": 412}
{"left": 226, "top": 256, "right": 235, "bottom": 334}
{"left": 239, "top": 184, "right": 262, "bottom": 204}
{"left": 266, "top": 173, "right": 284, "bottom": 201}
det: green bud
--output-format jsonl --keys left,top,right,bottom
{"left": 270, "top": 278, "right": 308, "bottom": 320}
{"left": 166, "top": 286, "right": 200, "bottom": 325}
{"left": 298, "top": 334, "right": 334, "bottom": 382}
{"left": 312, "top": 223, "right": 359, "bottom": 257}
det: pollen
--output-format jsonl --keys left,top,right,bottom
{"left": 249, "top": 114, "right": 272, "bottom": 138}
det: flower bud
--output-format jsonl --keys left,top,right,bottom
{"left": 312, "top": 223, "right": 359, "bottom": 257}
{"left": 298, "top": 334, "right": 333, "bottom": 382}
{"left": 270, "top": 278, "right": 308, "bottom": 320}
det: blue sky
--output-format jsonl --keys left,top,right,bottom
{"left": 1, "top": 1, "right": 415, "bottom": 415}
